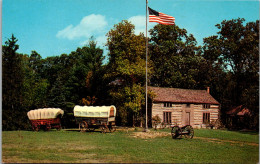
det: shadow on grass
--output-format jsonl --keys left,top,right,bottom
{"left": 64, "top": 128, "right": 116, "bottom": 134}
{"left": 237, "top": 130, "right": 259, "bottom": 135}
{"left": 226, "top": 129, "right": 259, "bottom": 135}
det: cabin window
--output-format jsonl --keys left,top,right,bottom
{"left": 203, "top": 104, "right": 211, "bottom": 109}
{"left": 186, "top": 104, "right": 190, "bottom": 108}
{"left": 203, "top": 113, "right": 210, "bottom": 124}
{"left": 163, "top": 112, "right": 172, "bottom": 123}
{"left": 164, "top": 102, "right": 172, "bottom": 107}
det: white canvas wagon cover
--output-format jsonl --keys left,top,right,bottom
{"left": 74, "top": 105, "right": 116, "bottom": 118}
{"left": 27, "top": 108, "right": 64, "bottom": 120}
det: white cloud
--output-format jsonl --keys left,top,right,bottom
{"left": 96, "top": 35, "right": 107, "bottom": 47}
{"left": 128, "top": 15, "right": 146, "bottom": 35}
{"left": 128, "top": 15, "right": 154, "bottom": 36}
{"left": 56, "top": 14, "right": 108, "bottom": 40}
{"left": 56, "top": 14, "right": 156, "bottom": 57}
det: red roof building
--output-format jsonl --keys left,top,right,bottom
{"left": 226, "top": 105, "right": 251, "bottom": 116}
{"left": 226, "top": 105, "right": 251, "bottom": 129}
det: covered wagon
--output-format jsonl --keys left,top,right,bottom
{"left": 74, "top": 105, "right": 116, "bottom": 133}
{"left": 27, "top": 108, "right": 64, "bottom": 131}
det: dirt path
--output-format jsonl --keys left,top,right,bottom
{"left": 131, "top": 131, "right": 170, "bottom": 139}
{"left": 194, "top": 136, "right": 259, "bottom": 146}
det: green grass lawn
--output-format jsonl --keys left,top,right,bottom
{"left": 2, "top": 128, "right": 259, "bottom": 163}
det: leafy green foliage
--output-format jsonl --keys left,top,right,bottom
{"left": 203, "top": 18, "right": 259, "bottom": 129}
{"left": 149, "top": 24, "right": 205, "bottom": 89}
{"left": 2, "top": 35, "right": 105, "bottom": 130}
{"left": 2, "top": 18, "right": 259, "bottom": 130}
{"left": 106, "top": 20, "right": 147, "bottom": 126}
{"left": 2, "top": 34, "right": 29, "bottom": 130}
{"left": 2, "top": 34, "right": 23, "bottom": 110}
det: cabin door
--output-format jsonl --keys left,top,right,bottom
{"left": 185, "top": 112, "right": 190, "bottom": 125}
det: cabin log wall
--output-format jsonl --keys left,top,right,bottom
{"left": 152, "top": 102, "right": 219, "bottom": 128}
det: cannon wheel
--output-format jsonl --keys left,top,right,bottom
{"left": 183, "top": 125, "right": 194, "bottom": 139}
{"left": 171, "top": 126, "right": 181, "bottom": 139}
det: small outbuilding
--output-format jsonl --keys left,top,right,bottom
{"left": 226, "top": 105, "right": 250, "bottom": 117}
{"left": 148, "top": 86, "right": 220, "bottom": 128}
{"left": 226, "top": 105, "right": 251, "bottom": 129}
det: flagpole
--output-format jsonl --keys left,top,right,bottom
{"left": 145, "top": 0, "right": 148, "bottom": 132}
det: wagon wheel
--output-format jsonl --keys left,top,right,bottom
{"left": 183, "top": 125, "right": 194, "bottom": 139}
{"left": 109, "top": 125, "right": 116, "bottom": 133}
{"left": 45, "top": 124, "right": 51, "bottom": 131}
{"left": 80, "top": 121, "right": 88, "bottom": 132}
{"left": 35, "top": 126, "right": 39, "bottom": 131}
{"left": 56, "top": 124, "right": 62, "bottom": 131}
{"left": 33, "top": 125, "right": 39, "bottom": 132}
{"left": 88, "top": 128, "right": 95, "bottom": 132}
{"left": 101, "top": 126, "right": 106, "bottom": 133}
{"left": 171, "top": 126, "right": 180, "bottom": 139}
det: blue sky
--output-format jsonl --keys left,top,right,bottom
{"left": 2, "top": 0, "right": 259, "bottom": 59}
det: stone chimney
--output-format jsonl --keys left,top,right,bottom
{"left": 207, "top": 87, "right": 210, "bottom": 94}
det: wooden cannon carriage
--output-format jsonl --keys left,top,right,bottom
{"left": 74, "top": 105, "right": 116, "bottom": 133}
{"left": 171, "top": 125, "right": 194, "bottom": 139}
{"left": 27, "top": 108, "right": 64, "bottom": 131}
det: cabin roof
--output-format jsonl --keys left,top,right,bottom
{"left": 148, "top": 86, "right": 220, "bottom": 104}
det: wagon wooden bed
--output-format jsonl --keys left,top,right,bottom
{"left": 27, "top": 108, "right": 64, "bottom": 131}
{"left": 74, "top": 105, "right": 116, "bottom": 133}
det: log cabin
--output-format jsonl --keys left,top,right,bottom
{"left": 148, "top": 86, "right": 220, "bottom": 129}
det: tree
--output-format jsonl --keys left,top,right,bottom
{"left": 22, "top": 52, "right": 49, "bottom": 110}
{"left": 63, "top": 38, "right": 105, "bottom": 106}
{"left": 2, "top": 34, "right": 23, "bottom": 110}
{"left": 106, "top": 20, "right": 147, "bottom": 126}
{"left": 81, "top": 38, "right": 105, "bottom": 103}
{"left": 149, "top": 24, "right": 204, "bottom": 89}
{"left": 2, "top": 34, "right": 27, "bottom": 130}
{"left": 203, "top": 18, "right": 259, "bottom": 129}
{"left": 2, "top": 34, "right": 107, "bottom": 130}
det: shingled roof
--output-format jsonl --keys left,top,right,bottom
{"left": 226, "top": 105, "right": 250, "bottom": 116}
{"left": 148, "top": 86, "right": 220, "bottom": 104}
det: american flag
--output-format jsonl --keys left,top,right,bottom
{"left": 148, "top": 7, "right": 175, "bottom": 25}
